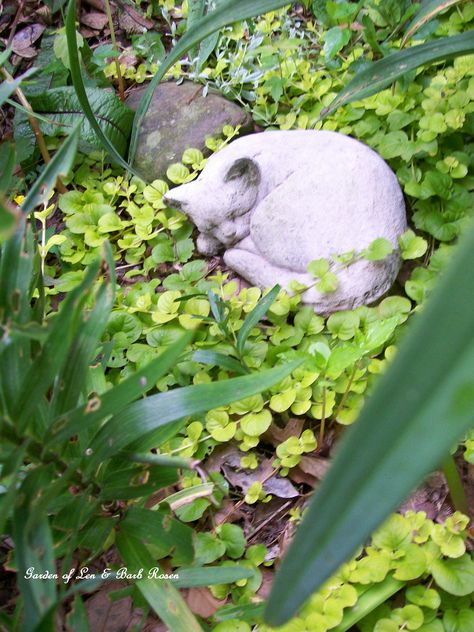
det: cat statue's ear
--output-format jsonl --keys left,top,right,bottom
{"left": 224, "top": 157, "right": 261, "bottom": 186}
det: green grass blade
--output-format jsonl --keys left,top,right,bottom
{"left": 47, "top": 332, "right": 193, "bottom": 444}
{"left": 0, "top": 226, "right": 36, "bottom": 410}
{"left": 322, "top": 31, "right": 474, "bottom": 118}
{"left": 21, "top": 126, "right": 79, "bottom": 214}
{"left": 128, "top": 0, "right": 291, "bottom": 163}
{"left": 236, "top": 284, "right": 279, "bottom": 356}
{"left": 116, "top": 532, "right": 203, "bottom": 632}
{"left": 87, "top": 360, "right": 301, "bottom": 467}
{"left": 402, "top": 0, "right": 464, "bottom": 46}
{"left": 49, "top": 280, "right": 113, "bottom": 417}
{"left": 0, "top": 67, "right": 36, "bottom": 107}
{"left": 65, "top": 0, "right": 140, "bottom": 175}
{"left": 14, "top": 259, "right": 100, "bottom": 429}
{"left": 172, "top": 565, "right": 253, "bottom": 588}
{"left": 0, "top": 47, "right": 12, "bottom": 67}
{"left": 0, "top": 141, "right": 16, "bottom": 193}
{"left": 0, "top": 196, "right": 19, "bottom": 240}
{"left": 0, "top": 221, "right": 33, "bottom": 320}
{"left": 192, "top": 349, "right": 248, "bottom": 374}
{"left": 265, "top": 220, "right": 474, "bottom": 625}
{"left": 12, "top": 469, "right": 57, "bottom": 632}
{"left": 333, "top": 577, "right": 404, "bottom": 632}
{"left": 0, "top": 444, "right": 28, "bottom": 536}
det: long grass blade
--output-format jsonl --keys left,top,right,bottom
{"left": 401, "top": 0, "right": 465, "bottom": 46}
{"left": 116, "top": 532, "right": 203, "bottom": 632}
{"left": 265, "top": 219, "right": 474, "bottom": 625}
{"left": 65, "top": 0, "right": 141, "bottom": 176}
{"left": 322, "top": 31, "right": 474, "bottom": 118}
{"left": 87, "top": 360, "right": 301, "bottom": 467}
{"left": 236, "top": 284, "right": 279, "bottom": 356}
{"left": 47, "top": 332, "right": 193, "bottom": 443}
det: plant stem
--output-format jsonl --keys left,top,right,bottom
{"left": 319, "top": 386, "right": 326, "bottom": 447}
{"left": 1, "top": 68, "right": 67, "bottom": 194}
{"left": 104, "top": 0, "right": 125, "bottom": 101}
{"left": 442, "top": 454, "right": 469, "bottom": 515}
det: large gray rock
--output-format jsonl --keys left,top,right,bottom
{"left": 163, "top": 130, "right": 407, "bottom": 314}
{"left": 127, "top": 81, "right": 253, "bottom": 181}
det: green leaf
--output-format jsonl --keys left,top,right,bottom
{"left": 188, "top": 0, "right": 206, "bottom": 28}
{"left": 323, "top": 26, "right": 351, "bottom": 60}
{"left": 120, "top": 507, "right": 194, "bottom": 564}
{"left": 197, "top": 0, "right": 229, "bottom": 70}
{"left": 237, "top": 285, "right": 279, "bottom": 356}
{"left": 0, "top": 445, "right": 28, "bottom": 536}
{"left": 0, "top": 142, "right": 21, "bottom": 243}
{"left": 322, "top": 32, "right": 474, "bottom": 118}
{"left": 363, "top": 238, "right": 394, "bottom": 261}
{"left": 443, "top": 608, "right": 474, "bottom": 632}
{"left": 129, "top": 0, "right": 293, "bottom": 163}
{"left": 399, "top": 230, "right": 428, "bottom": 260}
{"left": 14, "top": 258, "right": 100, "bottom": 429}
{"left": 378, "top": 131, "right": 410, "bottom": 160}
{"left": 317, "top": 271, "right": 339, "bottom": 293}
{"left": 308, "top": 258, "right": 330, "bottom": 277}
{"left": 173, "top": 565, "right": 253, "bottom": 588}
{"left": 65, "top": 0, "right": 139, "bottom": 174}
{"left": 116, "top": 532, "right": 203, "bottom": 632}
{"left": 51, "top": 274, "right": 113, "bottom": 417}
{"left": 402, "top": 1, "right": 465, "bottom": 46}
{"left": 265, "top": 218, "right": 474, "bottom": 625}
{"left": 327, "top": 311, "right": 360, "bottom": 340}
{"left": 16, "top": 87, "right": 134, "bottom": 158}
{"left": 195, "top": 532, "right": 227, "bottom": 565}
{"left": 0, "top": 141, "right": 16, "bottom": 194}
{"left": 0, "top": 67, "right": 36, "bottom": 107}
{"left": 240, "top": 409, "right": 272, "bottom": 437}
{"left": 47, "top": 332, "right": 193, "bottom": 444}
{"left": 333, "top": 576, "right": 404, "bottom": 632}
{"left": 193, "top": 350, "right": 248, "bottom": 375}
{"left": 12, "top": 469, "right": 57, "bottom": 632}
{"left": 21, "top": 126, "right": 79, "bottom": 214}
{"left": 431, "top": 555, "right": 474, "bottom": 596}
{"left": 217, "top": 524, "right": 246, "bottom": 559}
{"left": 86, "top": 360, "right": 301, "bottom": 467}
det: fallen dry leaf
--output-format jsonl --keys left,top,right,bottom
{"left": 298, "top": 455, "right": 330, "bottom": 480}
{"left": 81, "top": 581, "right": 138, "bottom": 632}
{"left": 264, "top": 417, "right": 305, "bottom": 447}
{"left": 223, "top": 457, "right": 299, "bottom": 499}
{"left": 185, "top": 587, "right": 225, "bottom": 618}
{"left": 12, "top": 23, "right": 45, "bottom": 54}
{"left": 399, "top": 471, "right": 450, "bottom": 521}
{"left": 80, "top": 11, "right": 108, "bottom": 31}
{"left": 256, "top": 568, "right": 274, "bottom": 600}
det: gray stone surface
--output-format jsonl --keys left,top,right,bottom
{"left": 127, "top": 81, "right": 253, "bottom": 181}
{"left": 163, "top": 130, "right": 407, "bottom": 314}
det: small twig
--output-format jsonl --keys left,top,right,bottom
{"left": 1, "top": 68, "right": 67, "bottom": 194}
{"left": 332, "top": 363, "right": 357, "bottom": 421}
{"left": 247, "top": 500, "right": 292, "bottom": 542}
{"left": 104, "top": 0, "right": 125, "bottom": 101}
{"left": 6, "top": 0, "right": 25, "bottom": 49}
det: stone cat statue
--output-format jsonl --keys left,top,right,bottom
{"left": 163, "top": 130, "right": 407, "bottom": 314}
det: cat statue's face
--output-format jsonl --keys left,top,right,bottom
{"left": 163, "top": 155, "right": 261, "bottom": 252}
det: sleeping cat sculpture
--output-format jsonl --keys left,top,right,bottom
{"left": 163, "top": 130, "right": 407, "bottom": 314}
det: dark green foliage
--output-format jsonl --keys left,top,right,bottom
{"left": 0, "top": 219, "right": 298, "bottom": 629}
